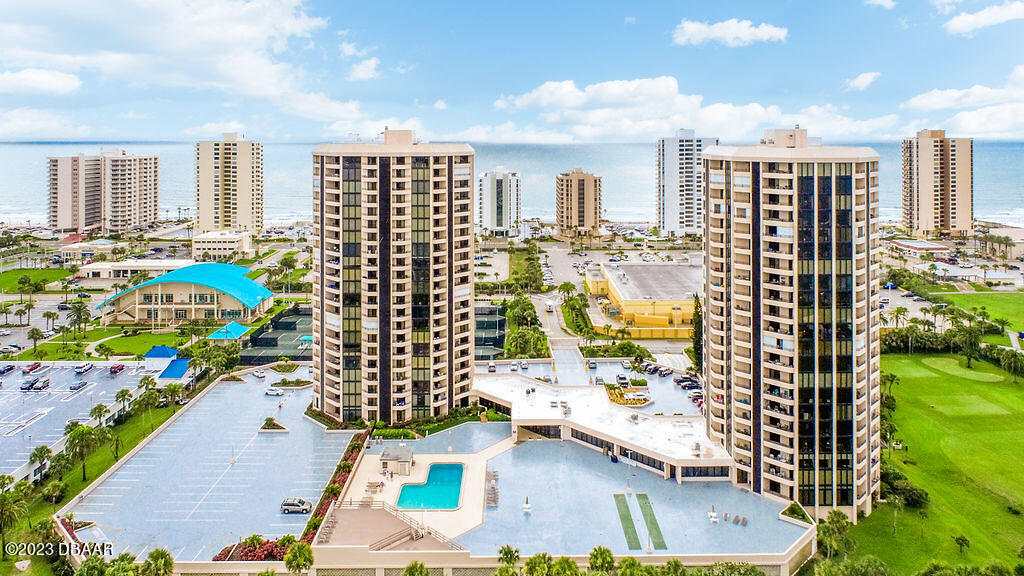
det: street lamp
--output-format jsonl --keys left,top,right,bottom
{"left": 624, "top": 449, "right": 633, "bottom": 495}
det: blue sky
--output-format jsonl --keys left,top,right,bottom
{"left": 0, "top": 0, "right": 1022, "bottom": 142}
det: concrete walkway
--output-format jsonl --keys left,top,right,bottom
{"left": 1008, "top": 329, "right": 1021, "bottom": 351}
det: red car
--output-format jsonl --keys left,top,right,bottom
{"left": 22, "top": 362, "right": 41, "bottom": 374}
{"left": 109, "top": 364, "right": 126, "bottom": 374}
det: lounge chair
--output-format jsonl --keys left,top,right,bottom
{"left": 741, "top": 517, "right": 748, "bottom": 526}
{"left": 723, "top": 513, "right": 729, "bottom": 521}
{"left": 732, "top": 515, "right": 740, "bottom": 524}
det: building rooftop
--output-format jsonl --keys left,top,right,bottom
{"left": 315, "top": 129, "right": 474, "bottom": 155}
{"left": 205, "top": 321, "right": 251, "bottom": 340}
{"left": 473, "top": 374, "right": 731, "bottom": 465}
{"left": 144, "top": 345, "right": 179, "bottom": 359}
{"left": 602, "top": 262, "right": 703, "bottom": 301}
{"left": 705, "top": 129, "right": 878, "bottom": 161}
{"left": 194, "top": 229, "right": 251, "bottom": 240}
{"left": 81, "top": 259, "right": 195, "bottom": 271}
{"left": 380, "top": 445, "right": 414, "bottom": 462}
{"left": 159, "top": 358, "right": 190, "bottom": 379}
{"left": 97, "top": 263, "right": 272, "bottom": 309}
{"left": 889, "top": 239, "right": 951, "bottom": 252}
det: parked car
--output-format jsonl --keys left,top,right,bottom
{"left": 157, "top": 397, "right": 169, "bottom": 408}
{"left": 20, "top": 377, "right": 39, "bottom": 390}
{"left": 280, "top": 498, "right": 313, "bottom": 514}
{"left": 616, "top": 374, "right": 630, "bottom": 387}
{"left": 658, "top": 367, "right": 673, "bottom": 377}
{"left": 586, "top": 359, "right": 597, "bottom": 369}
{"left": 69, "top": 381, "right": 88, "bottom": 391}
{"left": 109, "top": 364, "right": 126, "bottom": 374}
{"left": 23, "top": 362, "right": 41, "bottom": 374}
{"left": 0, "top": 365, "right": 14, "bottom": 375}
{"left": 487, "top": 362, "right": 496, "bottom": 373}
{"left": 509, "top": 363, "right": 518, "bottom": 372}
{"left": 520, "top": 360, "right": 529, "bottom": 370}
{"left": 621, "top": 360, "right": 631, "bottom": 370}
{"left": 594, "top": 376, "right": 604, "bottom": 386}
{"left": 31, "top": 378, "right": 50, "bottom": 391}
{"left": 76, "top": 293, "right": 92, "bottom": 299}
{"left": 57, "top": 303, "right": 71, "bottom": 311}
{"left": 0, "top": 329, "right": 11, "bottom": 336}
{"left": 265, "top": 387, "right": 284, "bottom": 396}
{"left": 645, "top": 365, "right": 659, "bottom": 374}
{"left": 673, "top": 375, "right": 691, "bottom": 384}
{"left": 253, "top": 369, "right": 266, "bottom": 378}
{"left": 75, "top": 363, "right": 94, "bottom": 374}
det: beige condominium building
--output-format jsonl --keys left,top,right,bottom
{"left": 703, "top": 128, "right": 882, "bottom": 521}
{"left": 48, "top": 150, "right": 160, "bottom": 234}
{"left": 194, "top": 132, "right": 264, "bottom": 234}
{"left": 555, "top": 168, "right": 602, "bottom": 236}
{"left": 312, "top": 129, "right": 475, "bottom": 425}
{"left": 901, "top": 129, "right": 973, "bottom": 238}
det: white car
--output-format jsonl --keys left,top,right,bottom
{"left": 253, "top": 369, "right": 266, "bottom": 378}
{"left": 0, "top": 329, "right": 11, "bottom": 337}
{"left": 265, "top": 387, "right": 284, "bottom": 396}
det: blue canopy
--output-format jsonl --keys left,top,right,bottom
{"left": 144, "top": 345, "right": 179, "bottom": 359}
{"left": 160, "top": 358, "right": 190, "bottom": 379}
{"left": 98, "top": 263, "right": 272, "bottom": 310}
{"left": 206, "top": 321, "right": 250, "bottom": 340}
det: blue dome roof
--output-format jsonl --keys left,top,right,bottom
{"left": 99, "top": 263, "right": 273, "bottom": 310}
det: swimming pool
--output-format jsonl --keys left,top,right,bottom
{"left": 396, "top": 463, "right": 464, "bottom": 510}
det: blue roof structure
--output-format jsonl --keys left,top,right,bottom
{"left": 144, "top": 345, "right": 179, "bottom": 359}
{"left": 98, "top": 263, "right": 273, "bottom": 310}
{"left": 159, "top": 358, "right": 190, "bottom": 380}
{"left": 206, "top": 321, "right": 250, "bottom": 340}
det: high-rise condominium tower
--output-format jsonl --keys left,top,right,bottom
{"left": 658, "top": 129, "right": 718, "bottom": 236}
{"left": 477, "top": 167, "right": 521, "bottom": 237}
{"left": 48, "top": 150, "right": 159, "bottom": 234}
{"left": 703, "top": 128, "right": 881, "bottom": 520}
{"left": 195, "top": 133, "right": 264, "bottom": 234}
{"left": 312, "top": 129, "right": 475, "bottom": 425}
{"left": 901, "top": 129, "right": 973, "bottom": 238}
{"left": 555, "top": 168, "right": 601, "bottom": 236}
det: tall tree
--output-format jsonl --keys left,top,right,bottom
{"left": 66, "top": 425, "right": 99, "bottom": 481}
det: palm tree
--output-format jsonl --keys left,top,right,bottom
{"left": 97, "top": 342, "right": 115, "bottom": 360}
{"left": 13, "top": 307, "right": 26, "bottom": 327}
{"left": 23, "top": 299, "right": 35, "bottom": 323}
{"left": 29, "top": 445, "right": 53, "bottom": 477}
{"left": 137, "top": 389, "right": 160, "bottom": 431}
{"left": 891, "top": 306, "right": 908, "bottom": 328}
{"left": 953, "top": 326, "right": 982, "bottom": 368}
{"left": 1000, "top": 351, "right": 1024, "bottom": 383}
{"left": 951, "top": 534, "right": 970, "bottom": 556}
{"left": 140, "top": 375, "right": 157, "bottom": 391}
{"left": 498, "top": 545, "right": 521, "bottom": 567}
{"left": 69, "top": 299, "right": 90, "bottom": 337}
{"left": 284, "top": 542, "right": 314, "bottom": 576}
{"left": 90, "top": 403, "right": 111, "bottom": 427}
{"left": 141, "top": 548, "right": 174, "bottom": 576}
{"left": 557, "top": 281, "right": 575, "bottom": 301}
{"left": 0, "top": 477, "right": 28, "bottom": 560}
{"left": 66, "top": 425, "right": 99, "bottom": 481}
{"left": 43, "top": 310, "right": 59, "bottom": 331}
{"left": 165, "top": 383, "right": 184, "bottom": 411}
{"left": 28, "top": 327, "right": 44, "bottom": 357}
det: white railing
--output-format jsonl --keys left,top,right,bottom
{"left": 336, "top": 499, "right": 465, "bottom": 551}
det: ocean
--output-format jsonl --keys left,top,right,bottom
{"left": 1, "top": 141, "right": 1023, "bottom": 227}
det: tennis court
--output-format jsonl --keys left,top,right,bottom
{"left": 240, "top": 312, "right": 313, "bottom": 365}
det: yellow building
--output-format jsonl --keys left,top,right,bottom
{"left": 585, "top": 262, "right": 700, "bottom": 338}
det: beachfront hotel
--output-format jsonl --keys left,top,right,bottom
{"left": 555, "top": 167, "right": 602, "bottom": 237}
{"left": 194, "top": 132, "right": 265, "bottom": 234}
{"left": 312, "top": 129, "right": 476, "bottom": 425}
{"left": 703, "top": 127, "right": 882, "bottom": 520}
{"left": 47, "top": 149, "right": 160, "bottom": 234}
{"left": 658, "top": 129, "right": 718, "bottom": 237}
{"left": 901, "top": 129, "right": 973, "bottom": 238}
{"left": 476, "top": 167, "right": 521, "bottom": 237}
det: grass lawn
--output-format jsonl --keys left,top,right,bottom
{"left": 981, "top": 333, "right": 1011, "bottom": 347}
{"left": 105, "top": 331, "right": 183, "bottom": 356}
{"left": 940, "top": 292, "right": 1024, "bottom": 330}
{"left": 968, "top": 282, "right": 994, "bottom": 292}
{"left": 0, "top": 403, "right": 176, "bottom": 575}
{"left": 848, "top": 353, "right": 1024, "bottom": 573}
{"left": 246, "top": 268, "right": 268, "bottom": 280}
{"left": 0, "top": 268, "right": 71, "bottom": 292}
{"left": 15, "top": 342, "right": 88, "bottom": 360}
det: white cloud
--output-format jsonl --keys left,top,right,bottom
{"left": 843, "top": 71, "right": 882, "bottom": 92}
{"left": 339, "top": 41, "right": 374, "bottom": 59}
{"left": 944, "top": 1, "right": 1024, "bottom": 35}
{"left": 119, "top": 110, "right": 148, "bottom": 120}
{"left": 432, "top": 99, "right": 447, "bottom": 110}
{"left": 492, "top": 76, "right": 897, "bottom": 142}
{"left": 931, "top": 0, "right": 963, "bottom": 14}
{"left": 393, "top": 63, "right": 415, "bottom": 75}
{"left": 347, "top": 57, "right": 380, "bottom": 81}
{"left": 904, "top": 65, "right": 1024, "bottom": 109}
{"left": 0, "top": 0, "right": 373, "bottom": 127}
{"left": 672, "top": 18, "right": 787, "bottom": 47}
{"left": 864, "top": 0, "right": 896, "bottom": 9}
{"left": 0, "top": 107, "right": 89, "bottom": 138}
{"left": 624, "top": 16, "right": 636, "bottom": 25}
{"left": 182, "top": 121, "right": 246, "bottom": 136}
{"left": 946, "top": 102, "right": 1024, "bottom": 137}
{"left": 0, "top": 68, "right": 81, "bottom": 94}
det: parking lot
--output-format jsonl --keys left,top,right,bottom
{"left": 0, "top": 361, "right": 148, "bottom": 479}
{"left": 67, "top": 366, "right": 354, "bottom": 561}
